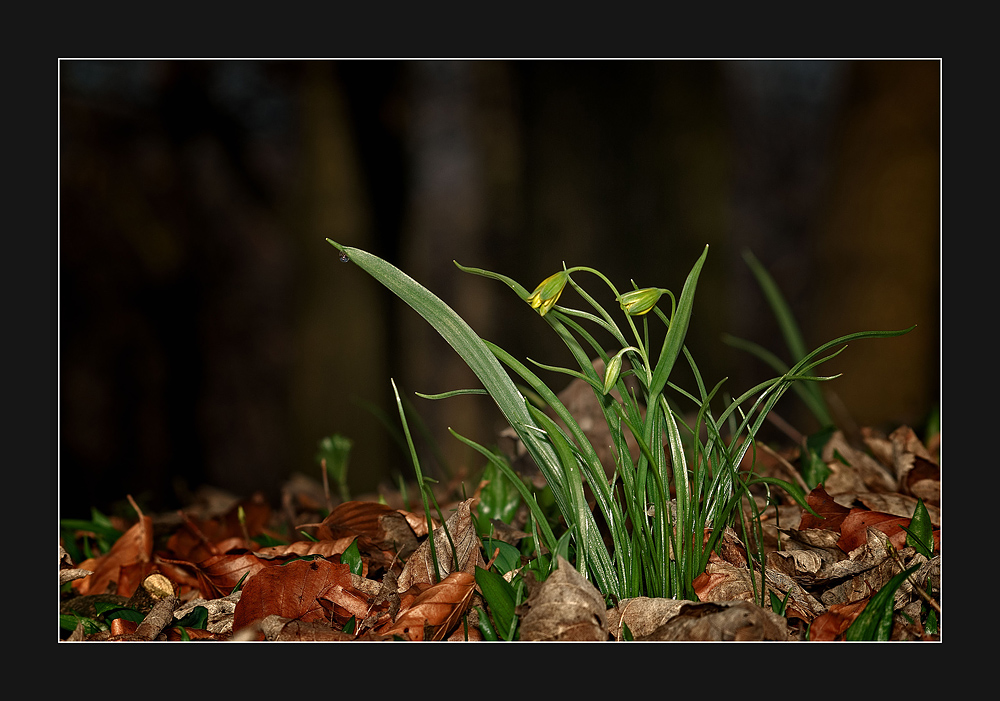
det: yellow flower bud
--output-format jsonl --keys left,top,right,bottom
{"left": 526, "top": 270, "right": 569, "bottom": 316}
{"left": 617, "top": 287, "right": 665, "bottom": 316}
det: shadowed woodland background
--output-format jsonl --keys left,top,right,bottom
{"left": 59, "top": 60, "right": 940, "bottom": 519}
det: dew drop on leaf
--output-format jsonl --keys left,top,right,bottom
{"left": 339, "top": 251, "right": 350, "bottom": 263}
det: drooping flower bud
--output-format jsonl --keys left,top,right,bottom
{"left": 602, "top": 347, "right": 637, "bottom": 395}
{"left": 526, "top": 270, "right": 569, "bottom": 316}
{"left": 602, "top": 354, "right": 624, "bottom": 395}
{"left": 617, "top": 287, "right": 666, "bottom": 316}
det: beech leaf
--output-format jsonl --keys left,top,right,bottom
{"left": 518, "top": 556, "right": 609, "bottom": 641}
{"left": 232, "top": 558, "right": 356, "bottom": 633}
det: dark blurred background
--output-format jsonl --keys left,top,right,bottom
{"left": 59, "top": 59, "right": 940, "bottom": 519}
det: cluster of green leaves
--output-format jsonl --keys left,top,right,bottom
{"left": 60, "top": 508, "right": 123, "bottom": 565}
{"left": 327, "top": 240, "right": 912, "bottom": 614}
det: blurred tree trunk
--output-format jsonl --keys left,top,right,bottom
{"left": 397, "top": 61, "right": 513, "bottom": 478}
{"left": 287, "top": 62, "right": 391, "bottom": 496}
{"left": 812, "top": 60, "right": 939, "bottom": 433}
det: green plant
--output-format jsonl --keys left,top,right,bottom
{"left": 60, "top": 508, "right": 123, "bottom": 564}
{"left": 327, "top": 239, "right": 912, "bottom": 605}
{"left": 315, "top": 433, "right": 353, "bottom": 502}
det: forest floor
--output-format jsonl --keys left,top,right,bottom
{"left": 59, "top": 422, "right": 940, "bottom": 642}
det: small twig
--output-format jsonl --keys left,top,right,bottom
{"left": 135, "top": 596, "right": 180, "bottom": 640}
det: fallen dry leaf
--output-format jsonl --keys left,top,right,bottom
{"left": 637, "top": 600, "right": 788, "bottom": 641}
{"left": 607, "top": 597, "right": 689, "bottom": 639}
{"left": 808, "top": 599, "right": 868, "bottom": 641}
{"left": 232, "top": 558, "right": 361, "bottom": 634}
{"left": 837, "top": 510, "right": 911, "bottom": 553}
{"left": 396, "top": 498, "right": 484, "bottom": 590}
{"left": 518, "top": 556, "right": 609, "bottom": 641}
{"left": 73, "top": 508, "right": 153, "bottom": 597}
{"left": 693, "top": 561, "right": 826, "bottom": 623}
{"left": 315, "top": 500, "right": 419, "bottom": 565}
{"left": 377, "top": 570, "right": 477, "bottom": 640}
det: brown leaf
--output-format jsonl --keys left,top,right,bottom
{"left": 808, "top": 600, "right": 868, "bottom": 641}
{"left": 854, "top": 492, "right": 940, "bottom": 527}
{"left": 607, "top": 597, "right": 689, "bottom": 639}
{"left": 637, "top": 601, "right": 788, "bottom": 641}
{"left": 232, "top": 558, "right": 357, "bottom": 633}
{"left": 259, "top": 616, "right": 385, "bottom": 641}
{"left": 771, "top": 525, "right": 891, "bottom": 588}
{"left": 166, "top": 493, "right": 273, "bottom": 561}
{"left": 837, "top": 511, "right": 910, "bottom": 553}
{"left": 72, "top": 513, "right": 154, "bottom": 597}
{"left": 822, "top": 431, "right": 897, "bottom": 493}
{"left": 315, "top": 501, "right": 419, "bottom": 564}
{"left": 396, "top": 498, "right": 484, "bottom": 590}
{"left": 904, "top": 456, "right": 940, "bottom": 506}
{"left": 518, "top": 556, "right": 609, "bottom": 641}
{"left": 692, "top": 562, "right": 825, "bottom": 623}
{"left": 864, "top": 425, "right": 935, "bottom": 484}
{"left": 256, "top": 538, "right": 361, "bottom": 563}
{"left": 798, "top": 485, "right": 854, "bottom": 531}
{"left": 377, "top": 571, "right": 477, "bottom": 641}
{"left": 397, "top": 508, "right": 439, "bottom": 539}
{"left": 194, "top": 550, "right": 271, "bottom": 597}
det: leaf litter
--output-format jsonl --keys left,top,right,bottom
{"left": 60, "top": 421, "right": 940, "bottom": 642}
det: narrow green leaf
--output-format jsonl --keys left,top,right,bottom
{"left": 742, "top": 249, "right": 808, "bottom": 369}
{"left": 475, "top": 565, "right": 518, "bottom": 640}
{"left": 414, "top": 388, "right": 488, "bottom": 400}
{"left": 722, "top": 332, "right": 834, "bottom": 427}
{"left": 650, "top": 244, "right": 708, "bottom": 398}
{"left": 903, "top": 498, "right": 934, "bottom": 558}
{"left": 475, "top": 605, "right": 499, "bottom": 641}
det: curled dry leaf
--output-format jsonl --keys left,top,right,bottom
{"left": 72, "top": 513, "right": 154, "bottom": 597}
{"left": 822, "top": 431, "right": 897, "bottom": 493}
{"left": 397, "top": 508, "right": 439, "bottom": 538}
{"left": 256, "top": 538, "right": 363, "bottom": 565}
{"left": 637, "top": 600, "right": 788, "bottom": 641}
{"left": 608, "top": 597, "right": 689, "bottom": 639}
{"left": 863, "top": 425, "right": 934, "bottom": 483}
{"left": 518, "top": 556, "right": 609, "bottom": 641}
{"left": 316, "top": 500, "right": 419, "bottom": 564}
{"left": 396, "top": 498, "right": 484, "bottom": 591}
{"left": 773, "top": 525, "right": 895, "bottom": 589}
{"left": 693, "top": 561, "right": 826, "bottom": 623}
{"left": 808, "top": 600, "right": 868, "bottom": 641}
{"left": 377, "top": 570, "right": 477, "bottom": 641}
{"left": 259, "top": 615, "right": 376, "bottom": 641}
{"left": 859, "top": 426, "right": 941, "bottom": 506}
